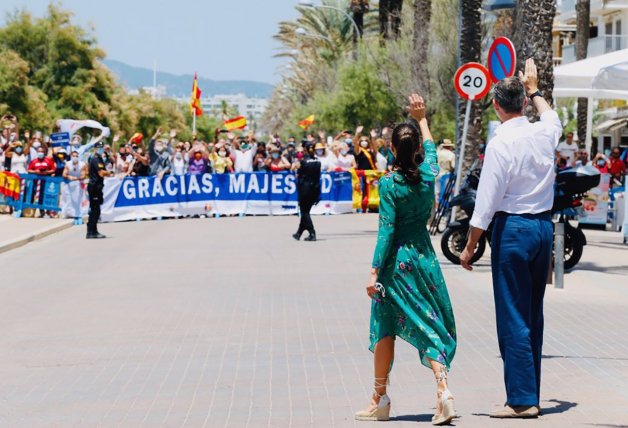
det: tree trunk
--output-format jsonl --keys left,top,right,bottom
{"left": 412, "top": 0, "right": 432, "bottom": 98}
{"left": 576, "top": 0, "right": 590, "bottom": 146}
{"left": 513, "top": 0, "right": 557, "bottom": 118}
{"left": 457, "top": 0, "right": 483, "bottom": 174}
{"left": 379, "top": 0, "right": 404, "bottom": 41}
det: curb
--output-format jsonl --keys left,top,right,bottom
{"left": 0, "top": 220, "right": 75, "bottom": 255}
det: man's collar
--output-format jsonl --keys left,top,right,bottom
{"left": 496, "top": 115, "right": 528, "bottom": 135}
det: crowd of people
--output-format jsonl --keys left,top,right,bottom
{"left": 556, "top": 131, "right": 627, "bottom": 187}
{"left": 1, "top": 111, "right": 626, "bottom": 199}
{"left": 0, "top": 120, "right": 402, "bottom": 183}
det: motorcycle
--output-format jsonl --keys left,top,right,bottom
{"left": 440, "top": 165, "right": 601, "bottom": 270}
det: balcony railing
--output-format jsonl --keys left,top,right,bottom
{"left": 562, "top": 35, "right": 628, "bottom": 63}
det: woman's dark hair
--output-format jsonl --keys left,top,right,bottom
{"left": 391, "top": 122, "right": 422, "bottom": 185}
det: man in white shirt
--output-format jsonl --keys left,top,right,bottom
{"left": 460, "top": 59, "right": 562, "bottom": 419}
{"left": 556, "top": 132, "right": 577, "bottom": 166}
{"left": 232, "top": 137, "right": 257, "bottom": 173}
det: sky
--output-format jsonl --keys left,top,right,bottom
{"left": 1, "top": 0, "right": 300, "bottom": 84}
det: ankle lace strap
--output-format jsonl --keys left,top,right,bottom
{"left": 434, "top": 367, "right": 448, "bottom": 384}
{"left": 373, "top": 376, "right": 390, "bottom": 397}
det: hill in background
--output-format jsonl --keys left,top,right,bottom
{"left": 103, "top": 59, "right": 274, "bottom": 99}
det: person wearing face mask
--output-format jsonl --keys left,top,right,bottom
{"left": 130, "top": 144, "right": 150, "bottom": 177}
{"left": 7, "top": 142, "right": 27, "bottom": 174}
{"left": 265, "top": 145, "right": 291, "bottom": 172}
{"left": 148, "top": 127, "right": 174, "bottom": 177}
{"left": 335, "top": 142, "right": 357, "bottom": 171}
{"left": 27, "top": 136, "right": 48, "bottom": 163}
{"left": 27, "top": 147, "right": 56, "bottom": 217}
{"left": 172, "top": 148, "right": 188, "bottom": 176}
{"left": 209, "top": 142, "right": 233, "bottom": 174}
{"left": 354, "top": 126, "right": 377, "bottom": 171}
{"left": 86, "top": 141, "right": 111, "bottom": 239}
{"left": 62, "top": 151, "right": 88, "bottom": 222}
{"left": 232, "top": 135, "right": 257, "bottom": 172}
{"left": 188, "top": 149, "right": 210, "bottom": 175}
{"left": 52, "top": 148, "right": 69, "bottom": 177}
{"left": 284, "top": 141, "right": 298, "bottom": 164}
{"left": 314, "top": 142, "right": 332, "bottom": 172}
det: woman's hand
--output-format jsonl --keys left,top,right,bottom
{"left": 366, "top": 270, "right": 379, "bottom": 300}
{"left": 407, "top": 94, "right": 426, "bottom": 122}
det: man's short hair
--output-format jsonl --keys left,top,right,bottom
{"left": 493, "top": 77, "right": 526, "bottom": 114}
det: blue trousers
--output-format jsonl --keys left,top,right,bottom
{"left": 490, "top": 213, "right": 553, "bottom": 406}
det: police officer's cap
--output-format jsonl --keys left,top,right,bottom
{"left": 95, "top": 141, "right": 104, "bottom": 148}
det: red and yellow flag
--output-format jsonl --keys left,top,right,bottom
{"left": 190, "top": 73, "right": 203, "bottom": 117}
{"left": 224, "top": 116, "right": 247, "bottom": 131}
{"left": 298, "top": 114, "right": 315, "bottom": 130}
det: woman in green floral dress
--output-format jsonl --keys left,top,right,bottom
{"left": 355, "top": 95, "right": 457, "bottom": 425}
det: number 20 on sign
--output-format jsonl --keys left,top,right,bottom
{"left": 453, "top": 62, "right": 491, "bottom": 101}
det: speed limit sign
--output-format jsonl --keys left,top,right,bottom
{"left": 454, "top": 62, "right": 491, "bottom": 101}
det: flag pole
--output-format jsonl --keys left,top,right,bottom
{"left": 192, "top": 111, "right": 196, "bottom": 136}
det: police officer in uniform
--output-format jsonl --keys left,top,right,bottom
{"left": 87, "top": 141, "right": 111, "bottom": 239}
{"left": 293, "top": 141, "right": 321, "bottom": 242}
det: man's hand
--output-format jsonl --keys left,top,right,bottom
{"left": 460, "top": 246, "right": 475, "bottom": 271}
{"left": 407, "top": 94, "right": 427, "bottom": 122}
{"left": 518, "top": 58, "right": 539, "bottom": 96}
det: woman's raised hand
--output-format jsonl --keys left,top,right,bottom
{"left": 407, "top": 94, "right": 426, "bottom": 122}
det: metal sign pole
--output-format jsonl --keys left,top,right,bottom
{"left": 451, "top": 99, "right": 472, "bottom": 222}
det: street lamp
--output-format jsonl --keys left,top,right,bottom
{"left": 298, "top": 1, "right": 361, "bottom": 40}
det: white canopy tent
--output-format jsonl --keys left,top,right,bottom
{"left": 553, "top": 48, "right": 628, "bottom": 153}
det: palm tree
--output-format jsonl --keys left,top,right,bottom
{"left": 513, "top": 0, "right": 558, "bottom": 110}
{"left": 576, "top": 0, "right": 590, "bottom": 145}
{"left": 379, "top": 0, "right": 404, "bottom": 41}
{"left": 457, "top": 0, "right": 483, "bottom": 173}
{"left": 412, "top": 0, "right": 432, "bottom": 98}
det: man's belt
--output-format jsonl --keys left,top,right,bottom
{"left": 494, "top": 210, "right": 551, "bottom": 218}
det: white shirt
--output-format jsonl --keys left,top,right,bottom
{"left": 376, "top": 152, "right": 388, "bottom": 171}
{"left": 556, "top": 141, "right": 578, "bottom": 166}
{"left": 470, "top": 110, "right": 562, "bottom": 231}
{"left": 437, "top": 149, "right": 455, "bottom": 177}
{"left": 233, "top": 144, "right": 256, "bottom": 173}
{"left": 336, "top": 153, "right": 355, "bottom": 171}
{"left": 10, "top": 154, "right": 27, "bottom": 174}
{"left": 319, "top": 153, "right": 337, "bottom": 172}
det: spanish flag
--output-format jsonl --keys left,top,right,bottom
{"left": 298, "top": 115, "right": 315, "bottom": 130}
{"left": 224, "top": 116, "right": 247, "bottom": 131}
{"left": 190, "top": 73, "right": 203, "bottom": 117}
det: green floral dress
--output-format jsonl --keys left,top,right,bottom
{"left": 369, "top": 140, "right": 457, "bottom": 370}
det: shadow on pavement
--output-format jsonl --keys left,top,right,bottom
{"left": 543, "top": 354, "right": 628, "bottom": 361}
{"left": 391, "top": 413, "right": 435, "bottom": 422}
{"left": 542, "top": 399, "right": 578, "bottom": 415}
{"left": 568, "top": 261, "right": 628, "bottom": 275}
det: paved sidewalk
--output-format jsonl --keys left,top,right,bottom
{"left": 0, "top": 214, "right": 626, "bottom": 427}
{"left": 0, "top": 214, "right": 74, "bottom": 254}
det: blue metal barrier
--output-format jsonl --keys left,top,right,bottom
{"left": 12, "top": 174, "right": 64, "bottom": 217}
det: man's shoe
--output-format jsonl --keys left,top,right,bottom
{"left": 292, "top": 233, "right": 301, "bottom": 241}
{"left": 304, "top": 233, "right": 317, "bottom": 242}
{"left": 489, "top": 404, "right": 539, "bottom": 418}
{"left": 86, "top": 232, "right": 106, "bottom": 239}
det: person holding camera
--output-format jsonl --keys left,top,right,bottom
{"left": 86, "top": 141, "right": 112, "bottom": 239}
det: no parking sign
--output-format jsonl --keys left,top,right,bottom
{"left": 488, "top": 37, "right": 516, "bottom": 83}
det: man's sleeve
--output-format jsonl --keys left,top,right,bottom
{"left": 540, "top": 110, "right": 563, "bottom": 146}
{"left": 469, "top": 144, "right": 509, "bottom": 231}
